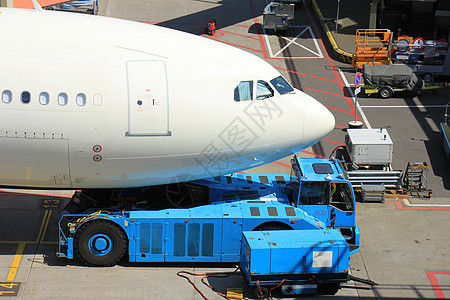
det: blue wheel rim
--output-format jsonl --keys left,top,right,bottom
{"left": 88, "top": 234, "right": 113, "bottom": 256}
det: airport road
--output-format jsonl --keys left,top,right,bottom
{"left": 0, "top": 0, "right": 449, "bottom": 299}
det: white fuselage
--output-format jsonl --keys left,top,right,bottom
{"left": 0, "top": 8, "right": 335, "bottom": 189}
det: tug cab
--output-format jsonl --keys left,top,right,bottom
{"left": 288, "top": 156, "right": 359, "bottom": 254}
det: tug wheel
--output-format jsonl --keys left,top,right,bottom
{"left": 74, "top": 220, "right": 127, "bottom": 266}
{"left": 318, "top": 283, "right": 340, "bottom": 295}
{"left": 255, "top": 286, "right": 269, "bottom": 299}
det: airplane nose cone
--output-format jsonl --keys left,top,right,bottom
{"left": 302, "top": 94, "right": 335, "bottom": 148}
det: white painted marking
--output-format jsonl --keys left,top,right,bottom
{"left": 262, "top": 27, "right": 274, "bottom": 58}
{"left": 402, "top": 199, "right": 450, "bottom": 207}
{"left": 338, "top": 68, "right": 372, "bottom": 129}
{"left": 309, "top": 26, "right": 323, "bottom": 58}
{"left": 273, "top": 27, "right": 309, "bottom": 57}
{"left": 264, "top": 26, "right": 323, "bottom": 59}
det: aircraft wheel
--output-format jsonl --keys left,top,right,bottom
{"left": 378, "top": 86, "right": 393, "bottom": 99}
{"left": 74, "top": 220, "right": 127, "bottom": 266}
{"left": 164, "top": 182, "right": 207, "bottom": 208}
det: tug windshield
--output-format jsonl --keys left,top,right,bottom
{"left": 299, "top": 181, "right": 329, "bottom": 205}
{"left": 270, "top": 76, "right": 294, "bottom": 95}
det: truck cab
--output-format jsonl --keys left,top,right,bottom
{"left": 288, "top": 156, "right": 359, "bottom": 254}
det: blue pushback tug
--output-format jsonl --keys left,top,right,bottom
{"left": 58, "top": 156, "right": 359, "bottom": 296}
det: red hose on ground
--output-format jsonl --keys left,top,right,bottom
{"left": 177, "top": 267, "right": 240, "bottom": 300}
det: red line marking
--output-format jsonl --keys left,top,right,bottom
{"left": 427, "top": 271, "right": 450, "bottom": 299}
{"left": 218, "top": 29, "right": 260, "bottom": 41}
{"left": 269, "top": 57, "right": 327, "bottom": 61}
{"left": 274, "top": 66, "right": 338, "bottom": 83}
{"left": 301, "top": 150, "right": 327, "bottom": 158}
{"left": 303, "top": 86, "right": 347, "bottom": 98}
{"left": 385, "top": 201, "right": 450, "bottom": 210}
{"left": 304, "top": 4, "right": 359, "bottom": 120}
{"left": 249, "top": 0, "right": 269, "bottom": 59}
{"left": 202, "top": 31, "right": 225, "bottom": 37}
{"left": 335, "top": 124, "right": 347, "bottom": 128}
{"left": 325, "top": 106, "right": 352, "bottom": 114}
{"left": 273, "top": 161, "right": 292, "bottom": 168}
{"left": 140, "top": 21, "right": 250, "bottom": 28}
{"left": 234, "top": 24, "right": 251, "bottom": 29}
{"left": 323, "top": 139, "right": 345, "bottom": 145}
{"left": 205, "top": 37, "right": 263, "bottom": 53}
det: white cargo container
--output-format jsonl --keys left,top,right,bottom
{"left": 345, "top": 128, "right": 393, "bottom": 166}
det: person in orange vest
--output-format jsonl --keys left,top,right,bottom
{"left": 330, "top": 182, "right": 337, "bottom": 202}
{"left": 206, "top": 18, "right": 216, "bottom": 36}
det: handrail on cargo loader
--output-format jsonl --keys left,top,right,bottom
{"left": 352, "top": 29, "right": 393, "bottom": 70}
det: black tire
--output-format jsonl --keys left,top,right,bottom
{"left": 253, "top": 221, "right": 293, "bottom": 231}
{"left": 255, "top": 286, "right": 269, "bottom": 299}
{"left": 422, "top": 73, "right": 432, "bottom": 83}
{"left": 74, "top": 220, "right": 127, "bottom": 267}
{"left": 318, "top": 283, "right": 340, "bottom": 295}
{"left": 378, "top": 86, "right": 393, "bottom": 99}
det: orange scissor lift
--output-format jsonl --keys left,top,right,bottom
{"left": 352, "top": 29, "right": 393, "bottom": 71}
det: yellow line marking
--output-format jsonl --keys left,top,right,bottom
{"left": 0, "top": 241, "right": 35, "bottom": 244}
{"left": 6, "top": 243, "right": 25, "bottom": 281}
{"left": 0, "top": 283, "right": 18, "bottom": 288}
{"left": 0, "top": 209, "right": 56, "bottom": 244}
{"left": 0, "top": 291, "right": 15, "bottom": 295}
{"left": 40, "top": 210, "right": 52, "bottom": 243}
{"left": 311, "top": 0, "right": 353, "bottom": 59}
{"left": 4, "top": 210, "right": 54, "bottom": 281}
{"left": 35, "top": 210, "right": 50, "bottom": 243}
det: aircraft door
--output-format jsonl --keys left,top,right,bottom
{"left": 126, "top": 60, "right": 169, "bottom": 136}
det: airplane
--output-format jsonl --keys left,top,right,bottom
{"left": 0, "top": 3, "right": 335, "bottom": 194}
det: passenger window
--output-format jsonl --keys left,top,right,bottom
{"left": 256, "top": 80, "right": 274, "bottom": 100}
{"left": 270, "top": 76, "right": 294, "bottom": 95}
{"left": 21, "top": 91, "right": 31, "bottom": 104}
{"left": 76, "top": 93, "right": 86, "bottom": 106}
{"left": 234, "top": 81, "right": 253, "bottom": 101}
{"left": 2, "top": 90, "right": 12, "bottom": 103}
{"left": 39, "top": 92, "right": 49, "bottom": 105}
{"left": 58, "top": 93, "right": 68, "bottom": 106}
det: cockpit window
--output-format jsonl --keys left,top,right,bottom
{"left": 256, "top": 80, "right": 274, "bottom": 100}
{"left": 234, "top": 81, "right": 253, "bottom": 101}
{"left": 270, "top": 76, "right": 294, "bottom": 95}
